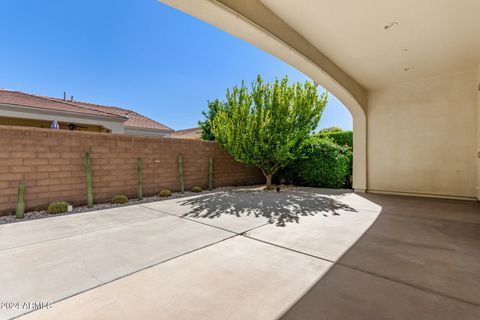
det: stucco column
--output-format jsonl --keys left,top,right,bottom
{"left": 352, "top": 111, "right": 367, "bottom": 193}
{"left": 477, "top": 65, "right": 480, "bottom": 200}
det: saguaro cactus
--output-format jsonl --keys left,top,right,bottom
{"left": 208, "top": 157, "right": 213, "bottom": 191}
{"left": 85, "top": 152, "right": 93, "bottom": 208}
{"left": 16, "top": 181, "right": 25, "bottom": 219}
{"left": 137, "top": 158, "right": 143, "bottom": 200}
{"left": 178, "top": 153, "right": 184, "bottom": 193}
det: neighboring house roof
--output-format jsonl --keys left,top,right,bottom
{"left": 50, "top": 98, "right": 174, "bottom": 132}
{"left": 0, "top": 89, "right": 125, "bottom": 120}
{"left": 171, "top": 127, "right": 202, "bottom": 139}
{"left": 0, "top": 89, "right": 174, "bottom": 132}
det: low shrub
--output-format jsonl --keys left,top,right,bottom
{"left": 316, "top": 130, "right": 353, "bottom": 148}
{"left": 281, "top": 137, "right": 352, "bottom": 189}
{"left": 112, "top": 194, "right": 128, "bottom": 204}
{"left": 47, "top": 201, "right": 70, "bottom": 214}
{"left": 191, "top": 186, "right": 202, "bottom": 193}
{"left": 159, "top": 189, "right": 172, "bottom": 197}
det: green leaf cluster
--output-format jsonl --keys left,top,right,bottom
{"left": 282, "top": 136, "right": 352, "bottom": 188}
{"left": 211, "top": 75, "right": 327, "bottom": 183}
{"left": 198, "top": 99, "right": 225, "bottom": 141}
{"left": 316, "top": 129, "right": 353, "bottom": 148}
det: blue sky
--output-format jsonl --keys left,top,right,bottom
{"left": 0, "top": 0, "right": 352, "bottom": 131}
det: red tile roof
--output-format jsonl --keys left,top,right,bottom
{"left": 55, "top": 99, "right": 173, "bottom": 132}
{"left": 170, "top": 127, "right": 202, "bottom": 139}
{"left": 0, "top": 89, "right": 173, "bottom": 132}
{"left": 0, "top": 89, "right": 124, "bottom": 119}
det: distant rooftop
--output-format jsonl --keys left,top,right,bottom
{"left": 0, "top": 89, "right": 173, "bottom": 132}
{"left": 170, "top": 127, "right": 202, "bottom": 139}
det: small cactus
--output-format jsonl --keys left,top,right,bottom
{"left": 137, "top": 158, "right": 143, "bottom": 200}
{"left": 112, "top": 194, "right": 128, "bottom": 204}
{"left": 47, "top": 201, "right": 70, "bottom": 214}
{"left": 178, "top": 153, "right": 184, "bottom": 193}
{"left": 192, "top": 186, "right": 202, "bottom": 193}
{"left": 16, "top": 181, "right": 25, "bottom": 219}
{"left": 85, "top": 152, "right": 93, "bottom": 208}
{"left": 159, "top": 189, "right": 172, "bottom": 197}
{"left": 208, "top": 157, "right": 213, "bottom": 191}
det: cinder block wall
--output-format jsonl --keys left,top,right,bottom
{"left": 0, "top": 126, "right": 264, "bottom": 215}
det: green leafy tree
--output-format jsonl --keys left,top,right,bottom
{"left": 212, "top": 75, "right": 328, "bottom": 189}
{"left": 198, "top": 99, "right": 225, "bottom": 140}
{"left": 317, "top": 126, "right": 344, "bottom": 134}
{"left": 316, "top": 130, "right": 353, "bottom": 148}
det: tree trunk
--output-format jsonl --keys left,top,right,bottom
{"left": 265, "top": 174, "right": 273, "bottom": 190}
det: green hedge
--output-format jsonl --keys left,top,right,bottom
{"left": 316, "top": 130, "right": 353, "bottom": 148}
{"left": 279, "top": 137, "right": 352, "bottom": 188}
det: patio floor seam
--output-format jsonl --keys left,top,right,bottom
{"left": 336, "top": 262, "right": 480, "bottom": 307}
{"left": 244, "top": 235, "right": 480, "bottom": 308}
{"left": 10, "top": 233, "right": 239, "bottom": 320}
{"left": 138, "top": 204, "right": 272, "bottom": 235}
{"left": 243, "top": 235, "right": 336, "bottom": 264}
{"left": 0, "top": 214, "right": 170, "bottom": 253}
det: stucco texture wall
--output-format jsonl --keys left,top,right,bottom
{"left": 367, "top": 70, "right": 478, "bottom": 199}
{"left": 477, "top": 65, "right": 480, "bottom": 200}
{"left": 0, "top": 126, "right": 263, "bottom": 215}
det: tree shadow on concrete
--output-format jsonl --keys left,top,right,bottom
{"left": 177, "top": 189, "right": 357, "bottom": 226}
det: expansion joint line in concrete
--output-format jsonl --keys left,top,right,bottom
{"left": 138, "top": 204, "right": 271, "bottom": 236}
{"left": 12, "top": 233, "right": 239, "bottom": 320}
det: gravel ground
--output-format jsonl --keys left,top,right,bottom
{"left": 0, "top": 185, "right": 267, "bottom": 225}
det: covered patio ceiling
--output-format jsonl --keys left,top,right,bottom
{"left": 260, "top": 0, "right": 480, "bottom": 90}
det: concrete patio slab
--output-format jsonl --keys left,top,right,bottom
{"left": 281, "top": 264, "right": 480, "bottom": 320}
{"left": 335, "top": 192, "right": 383, "bottom": 214}
{"left": 246, "top": 208, "right": 380, "bottom": 262}
{"left": 0, "top": 211, "right": 232, "bottom": 320}
{"left": 141, "top": 199, "right": 270, "bottom": 234}
{"left": 20, "top": 236, "right": 332, "bottom": 320}
{"left": 360, "top": 193, "right": 480, "bottom": 223}
{"left": 140, "top": 194, "right": 206, "bottom": 216}
{"left": 338, "top": 213, "right": 480, "bottom": 305}
{"left": 0, "top": 205, "right": 161, "bottom": 251}
{"left": 0, "top": 188, "right": 477, "bottom": 320}
{"left": 142, "top": 190, "right": 358, "bottom": 233}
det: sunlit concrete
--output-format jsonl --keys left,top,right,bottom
{"left": 0, "top": 206, "right": 160, "bottom": 251}
{"left": 141, "top": 188, "right": 356, "bottom": 232}
{"left": 5, "top": 189, "right": 479, "bottom": 320}
{"left": 0, "top": 207, "right": 232, "bottom": 320}
{"left": 20, "top": 237, "right": 332, "bottom": 320}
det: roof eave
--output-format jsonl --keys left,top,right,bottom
{"left": 0, "top": 103, "right": 128, "bottom": 123}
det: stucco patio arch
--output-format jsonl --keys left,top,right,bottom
{"left": 160, "top": 0, "right": 368, "bottom": 191}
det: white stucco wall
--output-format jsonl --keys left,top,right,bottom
{"left": 477, "top": 65, "right": 480, "bottom": 200}
{"left": 124, "top": 127, "right": 171, "bottom": 137}
{"left": 367, "top": 70, "right": 478, "bottom": 199}
{"left": 0, "top": 105, "right": 125, "bottom": 134}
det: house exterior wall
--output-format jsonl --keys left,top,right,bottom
{"left": 0, "top": 126, "right": 264, "bottom": 215}
{"left": 0, "top": 117, "right": 109, "bottom": 132}
{"left": 124, "top": 127, "right": 171, "bottom": 137}
{"left": 367, "top": 70, "right": 478, "bottom": 199}
{"left": 477, "top": 65, "right": 480, "bottom": 200}
{"left": 0, "top": 106, "right": 125, "bottom": 133}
